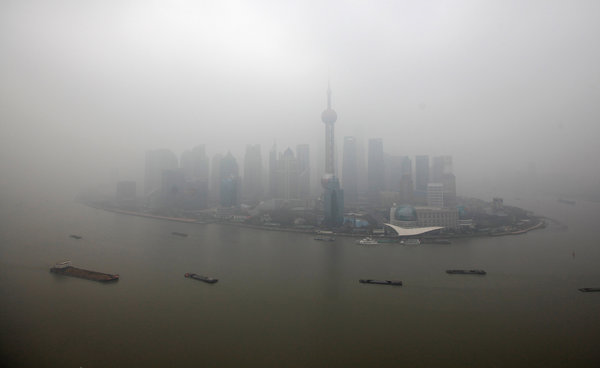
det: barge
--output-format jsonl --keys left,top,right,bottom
{"left": 446, "top": 269, "right": 486, "bottom": 275}
{"left": 359, "top": 279, "right": 402, "bottom": 286}
{"left": 50, "top": 261, "right": 119, "bottom": 282}
{"left": 314, "top": 236, "right": 335, "bottom": 242}
{"left": 579, "top": 288, "right": 600, "bottom": 293}
{"left": 185, "top": 273, "right": 218, "bottom": 284}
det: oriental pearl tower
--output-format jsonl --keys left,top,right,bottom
{"left": 321, "top": 83, "right": 344, "bottom": 227}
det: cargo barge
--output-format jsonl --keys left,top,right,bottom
{"left": 579, "top": 288, "right": 600, "bottom": 293}
{"left": 446, "top": 269, "right": 486, "bottom": 275}
{"left": 314, "top": 236, "right": 335, "bottom": 242}
{"left": 185, "top": 273, "right": 218, "bottom": 284}
{"left": 50, "top": 261, "right": 119, "bottom": 282}
{"left": 359, "top": 279, "right": 402, "bottom": 286}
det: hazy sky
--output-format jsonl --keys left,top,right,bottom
{"left": 1, "top": 0, "right": 599, "bottom": 196}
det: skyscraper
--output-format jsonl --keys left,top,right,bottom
{"left": 367, "top": 138, "right": 385, "bottom": 198}
{"left": 296, "top": 144, "right": 310, "bottom": 199}
{"left": 385, "top": 154, "right": 403, "bottom": 192}
{"left": 431, "top": 155, "right": 452, "bottom": 183}
{"left": 431, "top": 155, "right": 456, "bottom": 207}
{"left": 210, "top": 153, "right": 223, "bottom": 202}
{"left": 180, "top": 145, "right": 209, "bottom": 192}
{"left": 243, "top": 144, "right": 263, "bottom": 204}
{"left": 342, "top": 136, "right": 358, "bottom": 205}
{"left": 321, "top": 84, "right": 344, "bottom": 226}
{"left": 268, "top": 142, "right": 277, "bottom": 198}
{"left": 191, "top": 145, "right": 209, "bottom": 183}
{"left": 144, "top": 149, "right": 178, "bottom": 195}
{"left": 399, "top": 156, "right": 414, "bottom": 204}
{"left": 427, "top": 183, "right": 444, "bottom": 208}
{"left": 415, "top": 155, "right": 430, "bottom": 192}
{"left": 219, "top": 152, "right": 240, "bottom": 207}
{"left": 276, "top": 148, "right": 299, "bottom": 200}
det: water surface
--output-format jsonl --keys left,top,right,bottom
{"left": 1, "top": 195, "right": 599, "bottom": 367}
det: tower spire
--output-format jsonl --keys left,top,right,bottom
{"left": 327, "top": 81, "right": 332, "bottom": 109}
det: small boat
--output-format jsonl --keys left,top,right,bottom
{"left": 558, "top": 198, "right": 576, "bottom": 205}
{"left": 185, "top": 273, "right": 218, "bottom": 284}
{"left": 69, "top": 235, "right": 82, "bottom": 240}
{"left": 579, "top": 288, "right": 600, "bottom": 292}
{"left": 358, "top": 237, "right": 379, "bottom": 245}
{"left": 171, "top": 232, "right": 188, "bottom": 237}
{"left": 401, "top": 238, "right": 421, "bottom": 245}
{"left": 359, "top": 279, "right": 402, "bottom": 286}
{"left": 446, "top": 269, "right": 486, "bottom": 275}
{"left": 314, "top": 236, "right": 335, "bottom": 242}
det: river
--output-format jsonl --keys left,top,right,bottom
{"left": 1, "top": 193, "right": 599, "bottom": 367}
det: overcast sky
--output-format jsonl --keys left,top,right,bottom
{"left": 1, "top": 0, "right": 599, "bottom": 196}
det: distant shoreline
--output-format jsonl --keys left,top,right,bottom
{"left": 82, "top": 201, "right": 547, "bottom": 239}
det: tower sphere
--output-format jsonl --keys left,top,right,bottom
{"left": 321, "top": 109, "right": 338, "bottom": 124}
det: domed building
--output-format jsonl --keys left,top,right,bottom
{"left": 390, "top": 204, "right": 418, "bottom": 227}
{"left": 389, "top": 202, "right": 459, "bottom": 231}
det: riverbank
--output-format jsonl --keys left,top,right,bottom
{"left": 83, "top": 201, "right": 546, "bottom": 240}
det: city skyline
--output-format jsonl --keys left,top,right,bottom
{"left": 3, "top": 1, "right": 599, "bottom": 203}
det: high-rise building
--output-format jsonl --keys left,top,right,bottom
{"left": 243, "top": 144, "right": 263, "bottom": 204}
{"left": 276, "top": 148, "right": 299, "bottom": 200}
{"left": 342, "top": 136, "right": 358, "bottom": 205}
{"left": 321, "top": 84, "right": 344, "bottom": 226}
{"left": 191, "top": 145, "right": 209, "bottom": 182}
{"left": 210, "top": 153, "right": 223, "bottom": 202}
{"left": 415, "top": 155, "right": 430, "bottom": 193}
{"left": 180, "top": 150, "right": 194, "bottom": 181}
{"left": 144, "top": 149, "right": 178, "bottom": 195}
{"left": 268, "top": 143, "right": 277, "bottom": 198}
{"left": 382, "top": 155, "right": 413, "bottom": 206}
{"left": 431, "top": 156, "right": 452, "bottom": 183}
{"left": 442, "top": 173, "right": 457, "bottom": 207}
{"left": 180, "top": 145, "right": 209, "bottom": 208}
{"left": 427, "top": 183, "right": 444, "bottom": 208}
{"left": 431, "top": 155, "right": 456, "bottom": 207}
{"left": 219, "top": 152, "right": 240, "bottom": 207}
{"left": 180, "top": 145, "right": 209, "bottom": 182}
{"left": 398, "top": 156, "right": 414, "bottom": 204}
{"left": 161, "top": 168, "right": 185, "bottom": 205}
{"left": 385, "top": 154, "right": 403, "bottom": 191}
{"left": 296, "top": 144, "right": 310, "bottom": 199}
{"left": 356, "top": 138, "right": 368, "bottom": 196}
{"left": 367, "top": 138, "right": 385, "bottom": 199}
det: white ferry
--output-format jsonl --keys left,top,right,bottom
{"left": 401, "top": 239, "right": 421, "bottom": 246}
{"left": 358, "top": 237, "right": 379, "bottom": 245}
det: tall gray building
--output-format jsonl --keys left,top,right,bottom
{"left": 219, "top": 152, "right": 240, "bottom": 207}
{"left": 180, "top": 145, "right": 209, "bottom": 185}
{"left": 342, "top": 136, "right": 358, "bottom": 205}
{"left": 268, "top": 143, "right": 277, "bottom": 198}
{"left": 276, "top": 148, "right": 299, "bottom": 200}
{"left": 210, "top": 153, "right": 223, "bottom": 202}
{"left": 243, "top": 144, "right": 263, "bottom": 204}
{"left": 296, "top": 144, "right": 310, "bottom": 199}
{"left": 367, "top": 138, "right": 385, "bottom": 197}
{"left": 431, "top": 155, "right": 456, "bottom": 207}
{"left": 415, "top": 155, "right": 430, "bottom": 192}
{"left": 144, "top": 149, "right": 178, "bottom": 195}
